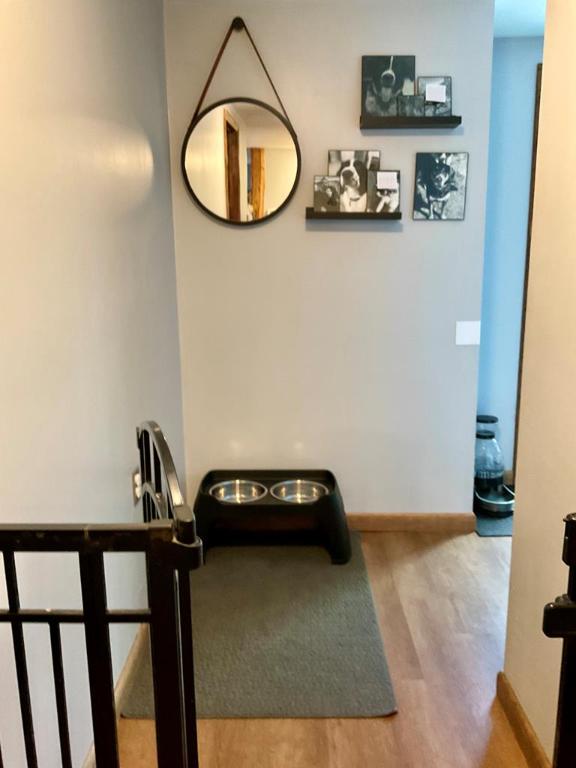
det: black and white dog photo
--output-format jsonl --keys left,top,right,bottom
{"left": 328, "top": 150, "right": 380, "bottom": 213}
{"left": 367, "top": 171, "right": 400, "bottom": 213}
{"left": 413, "top": 152, "right": 468, "bottom": 220}
{"left": 362, "top": 56, "right": 416, "bottom": 118}
{"left": 417, "top": 76, "right": 452, "bottom": 117}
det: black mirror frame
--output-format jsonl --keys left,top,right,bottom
{"left": 180, "top": 97, "right": 302, "bottom": 227}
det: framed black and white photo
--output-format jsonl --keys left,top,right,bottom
{"left": 314, "top": 176, "right": 340, "bottom": 213}
{"left": 413, "top": 152, "right": 468, "bottom": 221}
{"left": 327, "top": 150, "right": 380, "bottom": 176}
{"left": 397, "top": 95, "right": 425, "bottom": 117}
{"left": 367, "top": 170, "right": 400, "bottom": 213}
{"left": 362, "top": 56, "right": 416, "bottom": 118}
{"left": 327, "top": 150, "right": 380, "bottom": 213}
{"left": 417, "top": 76, "right": 452, "bottom": 117}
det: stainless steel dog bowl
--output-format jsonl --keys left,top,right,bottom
{"left": 209, "top": 479, "right": 267, "bottom": 504}
{"left": 270, "top": 479, "right": 329, "bottom": 504}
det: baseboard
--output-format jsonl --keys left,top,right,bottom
{"left": 114, "top": 624, "right": 149, "bottom": 715}
{"left": 347, "top": 512, "right": 476, "bottom": 533}
{"left": 81, "top": 624, "right": 148, "bottom": 768}
{"left": 496, "top": 671, "right": 552, "bottom": 768}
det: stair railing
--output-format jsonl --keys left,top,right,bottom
{"left": 0, "top": 421, "right": 202, "bottom": 768}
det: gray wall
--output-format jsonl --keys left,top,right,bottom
{"left": 0, "top": 1, "right": 183, "bottom": 764}
{"left": 165, "top": 0, "right": 494, "bottom": 514}
{"left": 478, "top": 36, "right": 544, "bottom": 469}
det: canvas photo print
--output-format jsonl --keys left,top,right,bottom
{"left": 397, "top": 95, "right": 425, "bottom": 117}
{"left": 413, "top": 152, "right": 468, "bottom": 220}
{"left": 362, "top": 56, "right": 416, "bottom": 117}
{"left": 367, "top": 171, "right": 400, "bottom": 213}
{"left": 327, "top": 150, "right": 380, "bottom": 212}
{"left": 417, "top": 76, "right": 452, "bottom": 116}
{"left": 314, "top": 176, "right": 340, "bottom": 213}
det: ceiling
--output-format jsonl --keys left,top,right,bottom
{"left": 494, "top": 0, "right": 546, "bottom": 37}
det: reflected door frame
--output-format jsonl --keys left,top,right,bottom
{"left": 248, "top": 148, "right": 265, "bottom": 219}
{"left": 223, "top": 109, "right": 241, "bottom": 221}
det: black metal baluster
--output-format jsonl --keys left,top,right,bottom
{"left": 147, "top": 551, "right": 186, "bottom": 768}
{"left": 139, "top": 431, "right": 149, "bottom": 523}
{"left": 49, "top": 622, "right": 73, "bottom": 768}
{"left": 79, "top": 552, "right": 119, "bottom": 768}
{"left": 142, "top": 432, "right": 153, "bottom": 523}
{"left": 554, "top": 637, "right": 576, "bottom": 764}
{"left": 3, "top": 551, "right": 38, "bottom": 768}
{"left": 142, "top": 430, "right": 151, "bottom": 484}
{"left": 543, "top": 514, "right": 576, "bottom": 768}
{"left": 153, "top": 446, "right": 162, "bottom": 495}
{"left": 151, "top": 447, "right": 163, "bottom": 523}
{"left": 178, "top": 570, "right": 200, "bottom": 768}
{"left": 143, "top": 492, "right": 150, "bottom": 524}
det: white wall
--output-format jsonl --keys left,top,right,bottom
{"left": 478, "top": 36, "right": 543, "bottom": 470}
{"left": 185, "top": 106, "right": 227, "bottom": 218}
{"left": 0, "top": 1, "right": 183, "bottom": 765}
{"left": 164, "top": 0, "right": 494, "bottom": 514}
{"left": 503, "top": 1, "right": 574, "bottom": 759}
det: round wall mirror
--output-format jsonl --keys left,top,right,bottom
{"left": 181, "top": 98, "right": 301, "bottom": 226}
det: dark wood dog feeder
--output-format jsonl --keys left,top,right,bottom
{"left": 194, "top": 469, "right": 351, "bottom": 564}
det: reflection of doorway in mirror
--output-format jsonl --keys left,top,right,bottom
{"left": 248, "top": 148, "right": 265, "bottom": 219}
{"left": 223, "top": 110, "right": 240, "bottom": 221}
{"left": 183, "top": 99, "right": 299, "bottom": 224}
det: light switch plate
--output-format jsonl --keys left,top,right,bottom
{"left": 455, "top": 320, "right": 481, "bottom": 346}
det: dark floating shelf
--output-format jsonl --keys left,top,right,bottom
{"left": 360, "top": 115, "right": 462, "bottom": 129}
{"left": 305, "top": 208, "right": 401, "bottom": 221}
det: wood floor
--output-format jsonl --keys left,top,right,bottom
{"left": 118, "top": 532, "right": 528, "bottom": 768}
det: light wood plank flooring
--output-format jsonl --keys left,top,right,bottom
{"left": 118, "top": 532, "right": 528, "bottom": 768}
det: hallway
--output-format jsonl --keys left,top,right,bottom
{"left": 119, "top": 532, "right": 528, "bottom": 768}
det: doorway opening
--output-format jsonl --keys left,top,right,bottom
{"left": 475, "top": 39, "right": 544, "bottom": 534}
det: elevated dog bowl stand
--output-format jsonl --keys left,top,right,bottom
{"left": 194, "top": 469, "right": 351, "bottom": 564}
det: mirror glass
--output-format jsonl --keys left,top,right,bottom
{"left": 182, "top": 98, "right": 300, "bottom": 225}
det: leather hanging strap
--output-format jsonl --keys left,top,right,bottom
{"left": 192, "top": 17, "right": 292, "bottom": 125}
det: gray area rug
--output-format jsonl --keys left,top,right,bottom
{"left": 121, "top": 534, "right": 396, "bottom": 718}
{"left": 476, "top": 514, "right": 513, "bottom": 537}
